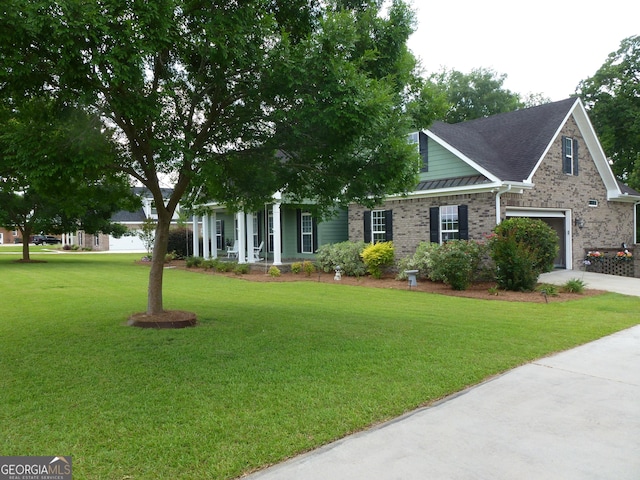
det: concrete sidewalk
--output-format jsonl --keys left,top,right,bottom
{"left": 246, "top": 323, "right": 640, "bottom": 479}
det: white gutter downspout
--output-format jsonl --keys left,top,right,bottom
{"left": 495, "top": 185, "right": 512, "bottom": 225}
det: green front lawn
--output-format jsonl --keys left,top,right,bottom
{"left": 1, "top": 254, "right": 638, "bottom": 479}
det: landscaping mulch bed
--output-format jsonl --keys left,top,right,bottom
{"left": 163, "top": 260, "right": 605, "bottom": 303}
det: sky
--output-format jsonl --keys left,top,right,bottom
{"left": 405, "top": 0, "right": 640, "bottom": 101}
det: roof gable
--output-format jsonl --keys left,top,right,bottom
{"left": 428, "top": 98, "right": 576, "bottom": 183}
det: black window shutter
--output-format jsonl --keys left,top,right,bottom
{"left": 458, "top": 205, "right": 469, "bottom": 240}
{"left": 429, "top": 207, "right": 440, "bottom": 243}
{"left": 220, "top": 220, "right": 225, "bottom": 250}
{"left": 384, "top": 210, "right": 393, "bottom": 241}
{"left": 256, "top": 212, "right": 263, "bottom": 244}
{"left": 419, "top": 132, "right": 429, "bottom": 172}
{"left": 363, "top": 211, "right": 371, "bottom": 243}
{"left": 312, "top": 217, "right": 318, "bottom": 252}
{"left": 296, "top": 209, "right": 302, "bottom": 253}
{"left": 573, "top": 139, "right": 579, "bottom": 176}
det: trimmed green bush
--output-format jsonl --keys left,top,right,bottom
{"left": 397, "top": 241, "right": 440, "bottom": 280}
{"left": 489, "top": 218, "right": 559, "bottom": 291}
{"left": 302, "top": 260, "right": 316, "bottom": 277}
{"left": 268, "top": 266, "right": 281, "bottom": 277}
{"left": 233, "top": 263, "right": 250, "bottom": 275}
{"left": 361, "top": 241, "right": 395, "bottom": 279}
{"left": 429, "top": 240, "right": 486, "bottom": 290}
{"left": 316, "top": 241, "right": 367, "bottom": 277}
{"left": 291, "top": 262, "right": 302, "bottom": 274}
{"left": 186, "top": 256, "right": 204, "bottom": 268}
{"left": 167, "top": 228, "right": 194, "bottom": 259}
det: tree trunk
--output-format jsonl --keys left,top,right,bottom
{"left": 147, "top": 213, "right": 171, "bottom": 315}
{"left": 21, "top": 227, "right": 31, "bottom": 261}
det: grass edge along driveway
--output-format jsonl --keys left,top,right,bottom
{"left": 1, "top": 253, "right": 638, "bottom": 479}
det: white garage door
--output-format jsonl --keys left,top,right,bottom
{"left": 109, "top": 232, "right": 146, "bottom": 252}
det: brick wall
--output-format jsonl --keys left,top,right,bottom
{"left": 349, "top": 192, "right": 496, "bottom": 257}
{"left": 503, "top": 115, "right": 635, "bottom": 271}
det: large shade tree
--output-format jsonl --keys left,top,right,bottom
{"left": 0, "top": 98, "right": 139, "bottom": 261}
{"left": 1, "top": 0, "right": 427, "bottom": 318}
{"left": 576, "top": 35, "right": 640, "bottom": 189}
{"left": 430, "top": 67, "right": 537, "bottom": 123}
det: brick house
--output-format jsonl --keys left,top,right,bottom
{"left": 349, "top": 98, "right": 640, "bottom": 275}
{"left": 0, "top": 227, "right": 20, "bottom": 245}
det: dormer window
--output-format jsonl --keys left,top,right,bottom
{"left": 562, "top": 136, "right": 579, "bottom": 175}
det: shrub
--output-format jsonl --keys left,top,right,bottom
{"left": 489, "top": 218, "right": 558, "bottom": 291}
{"left": 397, "top": 241, "right": 440, "bottom": 280}
{"left": 216, "top": 261, "right": 235, "bottom": 272}
{"left": 302, "top": 260, "right": 316, "bottom": 277}
{"left": 268, "top": 266, "right": 281, "bottom": 277}
{"left": 429, "top": 240, "right": 485, "bottom": 290}
{"left": 186, "top": 256, "right": 204, "bottom": 268}
{"left": 360, "top": 241, "right": 395, "bottom": 279}
{"left": 536, "top": 283, "right": 559, "bottom": 296}
{"left": 316, "top": 241, "right": 367, "bottom": 277}
{"left": 563, "top": 278, "right": 586, "bottom": 294}
{"left": 291, "top": 262, "right": 302, "bottom": 274}
{"left": 233, "top": 263, "right": 250, "bottom": 275}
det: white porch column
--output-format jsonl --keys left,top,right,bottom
{"left": 192, "top": 214, "right": 200, "bottom": 257}
{"left": 246, "top": 212, "right": 255, "bottom": 263}
{"left": 211, "top": 212, "right": 218, "bottom": 259}
{"left": 237, "top": 211, "right": 246, "bottom": 264}
{"left": 202, "top": 214, "right": 210, "bottom": 259}
{"left": 272, "top": 192, "right": 282, "bottom": 265}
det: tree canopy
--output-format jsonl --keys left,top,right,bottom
{"left": 429, "top": 67, "right": 548, "bottom": 123}
{"left": 0, "top": 0, "right": 426, "bottom": 316}
{"left": 576, "top": 35, "right": 640, "bottom": 189}
{"left": 0, "top": 97, "right": 139, "bottom": 260}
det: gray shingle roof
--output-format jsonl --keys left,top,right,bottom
{"left": 429, "top": 98, "right": 577, "bottom": 182}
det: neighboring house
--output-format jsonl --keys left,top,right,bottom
{"left": 64, "top": 187, "right": 188, "bottom": 252}
{"left": 193, "top": 193, "right": 348, "bottom": 264}
{"left": 349, "top": 97, "right": 640, "bottom": 274}
{"left": 0, "top": 227, "right": 20, "bottom": 245}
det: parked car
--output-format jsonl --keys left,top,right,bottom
{"left": 32, "top": 235, "right": 62, "bottom": 245}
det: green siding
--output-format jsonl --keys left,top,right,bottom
{"left": 318, "top": 208, "right": 348, "bottom": 246}
{"left": 420, "top": 137, "right": 479, "bottom": 182}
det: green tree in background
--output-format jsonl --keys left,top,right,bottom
{"left": 430, "top": 67, "right": 548, "bottom": 123}
{"left": 576, "top": 35, "right": 640, "bottom": 190}
{"left": 0, "top": 98, "right": 138, "bottom": 261}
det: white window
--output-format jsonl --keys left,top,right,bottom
{"left": 440, "top": 206, "right": 460, "bottom": 242}
{"left": 564, "top": 137, "right": 573, "bottom": 174}
{"left": 268, "top": 211, "right": 274, "bottom": 252}
{"left": 94, "top": 234, "right": 100, "bottom": 247}
{"left": 216, "top": 220, "right": 223, "bottom": 250}
{"left": 407, "top": 132, "right": 419, "bottom": 151}
{"left": 372, "top": 210, "right": 387, "bottom": 243}
{"left": 301, "top": 212, "right": 313, "bottom": 254}
{"left": 588, "top": 199, "right": 599, "bottom": 207}
{"left": 253, "top": 216, "right": 260, "bottom": 248}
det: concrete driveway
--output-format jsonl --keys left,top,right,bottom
{"left": 244, "top": 272, "right": 640, "bottom": 480}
